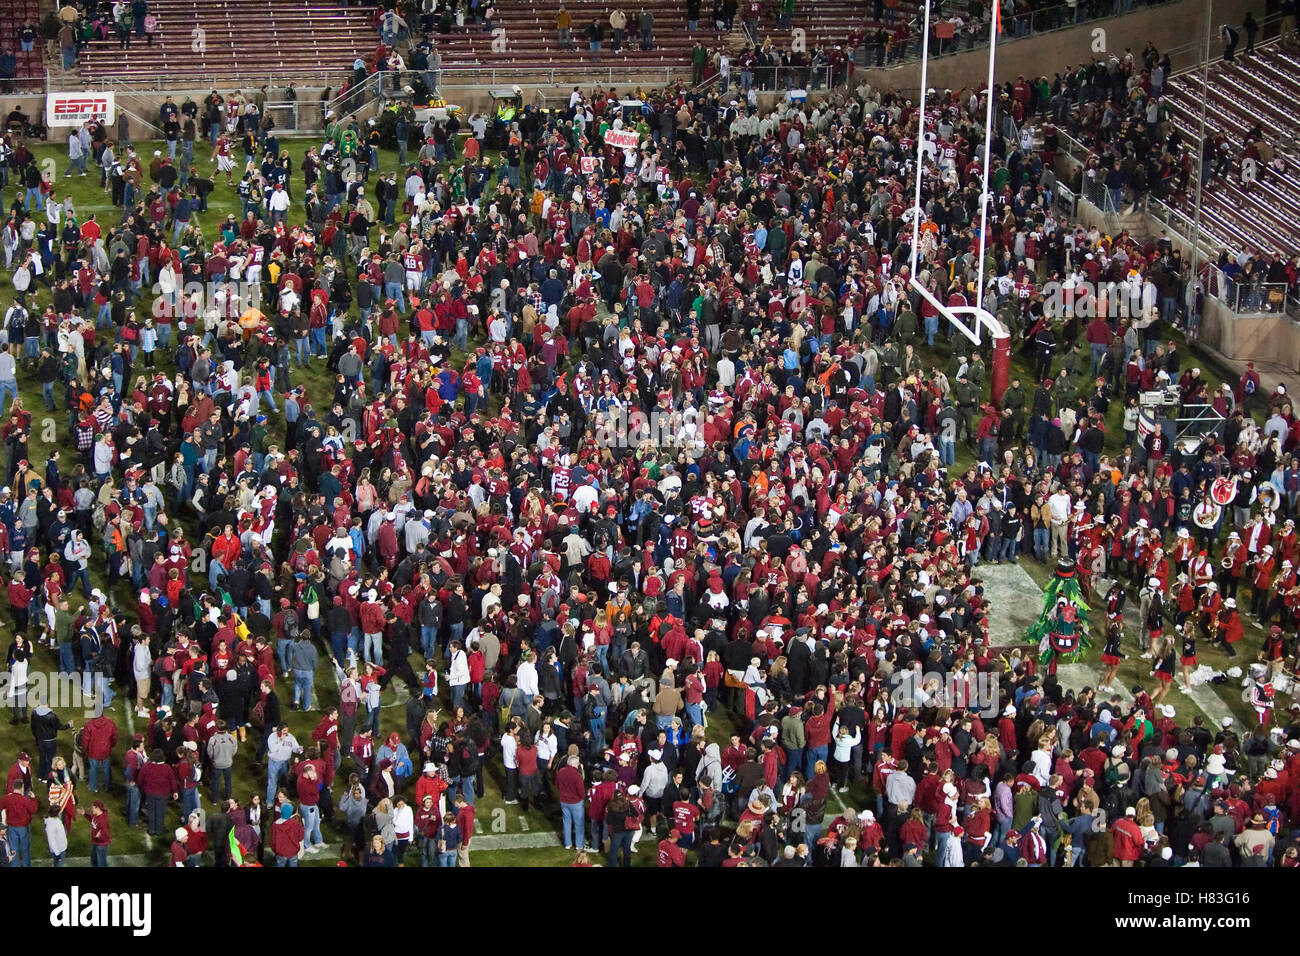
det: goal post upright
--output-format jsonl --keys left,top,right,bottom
{"left": 907, "top": 0, "right": 1013, "bottom": 404}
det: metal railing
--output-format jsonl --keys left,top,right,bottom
{"left": 50, "top": 69, "right": 354, "bottom": 92}
{"left": 1211, "top": 266, "right": 1290, "bottom": 315}
{"left": 1145, "top": 196, "right": 1223, "bottom": 264}
{"left": 435, "top": 64, "right": 685, "bottom": 90}
{"left": 263, "top": 100, "right": 302, "bottom": 132}
{"left": 327, "top": 71, "right": 386, "bottom": 124}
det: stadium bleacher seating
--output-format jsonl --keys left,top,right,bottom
{"left": 0, "top": 0, "right": 45, "bottom": 89}
{"left": 431, "top": 0, "right": 881, "bottom": 76}
{"left": 69, "top": 0, "right": 890, "bottom": 85}
{"left": 75, "top": 0, "right": 378, "bottom": 81}
{"left": 1160, "top": 43, "right": 1300, "bottom": 260}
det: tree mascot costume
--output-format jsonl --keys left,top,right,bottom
{"left": 1025, "top": 558, "right": 1093, "bottom": 675}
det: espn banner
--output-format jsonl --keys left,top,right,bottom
{"left": 47, "top": 91, "right": 115, "bottom": 127}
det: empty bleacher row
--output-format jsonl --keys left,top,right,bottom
{"left": 0, "top": 0, "right": 44, "bottom": 89}
{"left": 68, "top": 0, "right": 892, "bottom": 85}
{"left": 1160, "top": 43, "right": 1300, "bottom": 261}
{"left": 430, "top": 0, "right": 884, "bottom": 76}
{"left": 75, "top": 0, "right": 378, "bottom": 81}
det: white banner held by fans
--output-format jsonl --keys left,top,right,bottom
{"left": 603, "top": 128, "right": 639, "bottom": 150}
{"left": 47, "top": 91, "right": 116, "bottom": 127}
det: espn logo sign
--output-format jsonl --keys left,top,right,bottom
{"left": 46, "top": 91, "right": 116, "bottom": 127}
{"left": 54, "top": 97, "right": 108, "bottom": 116}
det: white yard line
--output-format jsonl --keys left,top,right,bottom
{"left": 470, "top": 831, "right": 562, "bottom": 851}
{"left": 1177, "top": 680, "right": 1235, "bottom": 729}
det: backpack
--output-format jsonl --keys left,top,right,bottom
{"left": 304, "top": 582, "right": 321, "bottom": 620}
{"left": 282, "top": 608, "right": 300, "bottom": 639}
{"left": 497, "top": 688, "right": 519, "bottom": 729}
{"left": 1103, "top": 758, "right": 1125, "bottom": 789}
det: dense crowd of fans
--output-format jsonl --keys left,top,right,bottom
{"left": 1, "top": 0, "right": 1300, "bottom": 869}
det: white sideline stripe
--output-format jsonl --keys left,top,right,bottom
{"left": 40, "top": 829, "right": 565, "bottom": 866}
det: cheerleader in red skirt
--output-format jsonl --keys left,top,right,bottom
{"left": 1151, "top": 636, "right": 1176, "bottom": 707}
{"left": 1143, "top": 584, "right": 1166, "bottom": 661}
{"left": 1100, "top": 619, "right": 1124, "bottom": 693}
{"left": 1178, "top": 621, "right": 1198, "bottom": 693}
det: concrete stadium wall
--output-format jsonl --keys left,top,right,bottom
{"left": 1199, "top": 304, "right": 1300, "bottom": 372}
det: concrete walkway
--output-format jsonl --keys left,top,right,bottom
{"left": 979, "top": 562, "right": 1233, "bottom": 727}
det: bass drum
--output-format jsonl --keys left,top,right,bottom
{"left": 1211, "top": 475, "right": 1238, "bottom": 506}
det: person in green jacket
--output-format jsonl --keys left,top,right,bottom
{"left": 894, "top": 306, "right": 919, "bottom": 345}
{"left": 1001, "top": 376, "right": 1027, "bottom": 441}
{"left": 691, "top": 41, "right": 709, "bottom": 85}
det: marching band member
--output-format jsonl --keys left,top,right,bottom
{"left": 1251, "top": 545, "right": 1277, "bottom": 621}
{"left": 1261, "top": 624, "right": 1288, "bottom": 680}
{"left": 1170, "top": 527, "right": 1195, "bottom": 576}
{"left": 1244, "top": 662, "right": 1275, "bottom": 727}
{"left": 1265, "top": 559, "right": 1297, "bottom": 629}
{"left": 1217, "top": 597, "right": 1244, "bottom": 659}
{"left": 1146, "top": 546, "right": 1170, "bottom": 593}
{"left": 1196, "top": 581, "right": 1223, "bottom": 643}
{"left": 1242, "top": 509, "right": 1271, "bottom": 557}
{"left": 1275, "top": 518, "right": 1299, "bottom": 567}
{"left": 1219, "top": 532, "right": 1245, "bottom": 599}
{"left": 1188, "top": 549, "right": 1216, "bottom": 595}
{"left": 1192, "top": 494, "right": 1222, "bottom": 555}
{"left": 1124, "top": 518, "right": 1151, "bottom": 587}
{"left": 1174, "top": 573, "right": 1197, "bottom": 627}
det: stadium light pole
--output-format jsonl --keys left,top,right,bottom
{"left": 1188, "top": 0, "right": 1213, "bottom": 286}
{"left": 908, "top": 0, "right": 1012, "bottom": 404}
